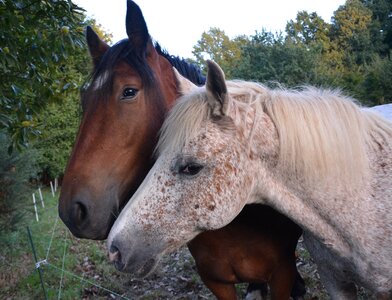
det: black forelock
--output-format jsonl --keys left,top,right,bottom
{"left": 82, "top": 39, "right": 205, "bottom": 111}
{"left": 85, "top": 39, "right": 157, "bottom": 99}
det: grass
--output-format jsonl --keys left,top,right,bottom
{"left": 0, "top": 188, "right": 374, "bottom": 300}
{"left": 0, "top": 187, "right": 330, "bottom": 300}
{"left": 0, "top": 188, "right": 127, "bottom": 300}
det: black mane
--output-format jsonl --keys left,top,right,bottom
{"left": 155, "top": 43, "right": 206, "bottom": 86}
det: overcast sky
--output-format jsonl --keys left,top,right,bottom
{"left": 73, "top": 0, "right": 345, "bottom": 59}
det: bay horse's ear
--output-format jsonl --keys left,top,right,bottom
{"left": 126, "top": 0, "right": 149, "bottom": 52}
{"left": 206, "top": 60, "right": 229, "bottom": 116}
{"left": 86, "top": 26, "right": 110, "bottom": 67}
{"left": 173, "top": 68, "right": 197, "bottom": 95}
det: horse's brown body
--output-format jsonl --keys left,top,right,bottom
{"left": 188, "top": 205, "right": 303, "bottom": 300}
{"left": 59, "top": 1, "right": 305, "bottom": 298}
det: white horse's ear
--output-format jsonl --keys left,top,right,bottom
{"left": 173, "top": 67, "right": 197, "bottom": 94}
{"left": 206, "top": 60, "right": 229, "bottom": 117}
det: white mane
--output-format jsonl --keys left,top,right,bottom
{"left": 157, "top": 80, "right": 392, "bottom": 187}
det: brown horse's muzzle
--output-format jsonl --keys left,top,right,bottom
{"left": 58, "top": 187, "right": 117, "bottom": 240}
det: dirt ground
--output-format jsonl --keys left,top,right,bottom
{"left": 81, "top": 235, "right": 378, "bottom": 300}
{"left": 80, "top": 237, "right": 333, "bottom": 300}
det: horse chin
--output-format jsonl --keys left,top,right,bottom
{"left": 121, "top": 256, "right": 160, "bottom": 278}
{"left": 135, "top": 257, "right": 160, "bottom": 278}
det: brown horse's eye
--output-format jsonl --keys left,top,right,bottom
{"left": 121, "top": 87, "right": 138, "bottom": 100}
{"left": 179, "top": 163, "right": 204, "bottom": 176}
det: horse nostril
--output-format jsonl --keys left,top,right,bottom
{"left": 74, "top": 201, "right": 88, "bottom": 226}
{"left": 109, "top": 244, "right": 124, "bottom": 271}
{"left": 109, "top": 245, "right": 121, "bottom": 262}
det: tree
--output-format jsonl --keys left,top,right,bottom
{"left": 362, "top": 0, "right": 392, "bottom": 56}
{"left": 0, "top": 0, "right": 86, "bottom": 152}
{"left": 0, "top": 131, "right": 39, "bottom": 231}
{"left": 285, "top": 11, "right": 331, "bottom": 51}
{"left": 35, "top": 93, "right": 81, "bottom": 181}
{"left": 362, "top": 56, "right": 392, "bottom": 104}
{"left": 233, "top": 30, "right": 320, "bottom": 87}
{"left": 331, "top": 0, "right": 373, "bottom": 65}
{"left": 192, "top": 27, "right": 249, "bottom": 78}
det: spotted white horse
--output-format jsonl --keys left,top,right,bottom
{"left": 108, "top": 61, "right": 392, "bottom": 299}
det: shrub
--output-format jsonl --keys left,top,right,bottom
{"left": 0, "top": 132, "right": 40, "bottom": 232}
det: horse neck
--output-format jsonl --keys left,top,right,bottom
{"left": 238, "top": 104, "right": 357, "bottom": 256}
{"left": 246, "top": 145, "right": 354, "bottom": 257}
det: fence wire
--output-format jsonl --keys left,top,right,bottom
{"left": 29, "top": 192, "right": 131, "bottom": 300}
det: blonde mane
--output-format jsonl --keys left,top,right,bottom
{"left": 157, "top": 80, "right": 392, "bottom": 187}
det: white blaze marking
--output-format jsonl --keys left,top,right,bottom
{"left": 93, "top": 70, "right": 110, "bottom": 91}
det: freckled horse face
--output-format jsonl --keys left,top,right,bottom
{"left": 58, "top": 1, "right": 178, "bottom": 240}
{"left": 108, "top": 122, "right": 253, "bottom": 275}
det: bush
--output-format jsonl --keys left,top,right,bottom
{"left": 0, "top": 132, "right": 40, "bottom": 232}
{"left": 35, "top": 94, "right": 81, "bottom": 180}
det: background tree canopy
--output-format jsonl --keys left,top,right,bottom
{"left": 193, "top": 0, "right": 392, "bottom": 106}
{"left": 1, "top": 0, "right": 86, "bottom": 152}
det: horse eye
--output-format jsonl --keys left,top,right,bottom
{"left": 121, "top": 87, "right": 138, "bottom": 100}
{"left": 179, "top": 163, "right": 204, "bottom": 176}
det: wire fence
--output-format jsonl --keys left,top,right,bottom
{"left": 26, "top": 185, "right": 131, "bottom": 300}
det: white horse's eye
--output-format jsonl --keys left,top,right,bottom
{"left": 179, "top": 163, "right": 203, "bottom": 176}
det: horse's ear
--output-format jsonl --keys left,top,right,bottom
{"left": 206, "top": 60, "right": 229, "bottom": 116}
{"left": 126, "top": 0, "right": 149, "bottom": 52}
{"left": 173, "top": 68, "right": 197, "bottom": 95}
{"left": 86, "top": 26, "right": 110, "bottom": 67}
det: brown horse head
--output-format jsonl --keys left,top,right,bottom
{"left": 59, "top": 0, "right": 204, "bottom": 240}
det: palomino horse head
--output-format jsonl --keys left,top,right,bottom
{"left": 107, "top": 61, "right": 257, "bottom": 276}
{"left": 59, "top": 0, "right": 203, "bottom": 240}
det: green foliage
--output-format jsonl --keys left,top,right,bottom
{"left": 0, "top": 131, "right": 40, "bottom": 232}
{"left": 233, "top": 30, "right": 320, "bottom": 87}
{"left": 35, "top": 93, "right": 81, "bottom": 180}
{"left": 363, "top": 0, "right": 392, "bottom": 56}
{"left": 286, "top": 11, "right": 331, "bottom": 51}
{"left": 192, "top": 0, "right": 392, "bottom": 105}
{"left": 362, "top": 55, "right": 392, "bottom": 104}
{"left": 331, "top": 0, "right": 373, "bottom": 66}
{"left": 192, "top": 27, "right": 249, "bottom": 78}
{"left": 0, "top": 0, "right": 86, "bottom": 151}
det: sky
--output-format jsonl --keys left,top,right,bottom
{"left": 73, "top": 0, "right": 346, "bottom": 59}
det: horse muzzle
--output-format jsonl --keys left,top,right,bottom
{"left": 58, "top": 189, "right": 118, "bottom": 240}
{"left": 108, "top": 236, "right": 160, "bottom": 277}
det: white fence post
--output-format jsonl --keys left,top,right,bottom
{"left": 38, "top": 187, "right": 45, "bottom": 208}
{"left": 50, "top": 181, "right": 55, "bottom": 197}
{"left": 32, "top": 193, "right": 39, "bottom": 222}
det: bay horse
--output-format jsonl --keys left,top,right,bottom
{"left": 108, "top": 60, "right": 392, "bottom": 299}
{"left": 58, "top": 0, "right": 305, "bottom": 298}
{"left": 188, "top": 204, "right": 304, "bottom": 299}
